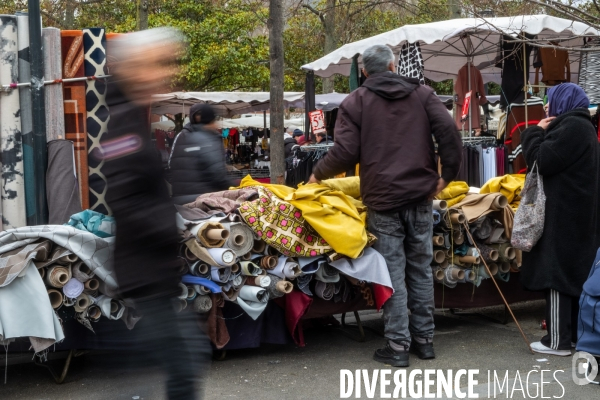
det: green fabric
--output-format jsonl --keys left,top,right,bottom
{"left": 349, "top": 54, "right": 359, "bottom": 92}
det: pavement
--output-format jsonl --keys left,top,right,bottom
{"left": 2, "top": 300, "right": 599, "bottom": 399}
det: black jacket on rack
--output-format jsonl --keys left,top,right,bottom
{"left": 284, "top": 137, "right": 297, "bottom": 159}
{"left": 169, "top": 104, "right": 233, "bottom": 205}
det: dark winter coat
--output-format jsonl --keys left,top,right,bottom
{"left": 312, "top": 71, "right": 462, "bottom": 211}
{"left": 284, "top": 137, "right": 297, "bottom": 159}
{"left": 169, "top": 105, "right": 232, "bottom": 205}
{"left": 520, "top": 108, "right": 600, "bottom": 297}
{"left": 103, "top": 82, "right": 180, "bottom": 302}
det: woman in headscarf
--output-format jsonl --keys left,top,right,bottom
{"left": 521, "top": 83, "right": 600, "bottom": 356}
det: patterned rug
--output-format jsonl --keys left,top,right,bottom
{"left": 62, "top": 30, "right": 89, "bottom": 209}
{"left": 83, "top": 28, "right": 111, "bottom": 215}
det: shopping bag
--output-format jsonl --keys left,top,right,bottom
{"left": 511, "top": 161, "right": 546, "bottom": 251}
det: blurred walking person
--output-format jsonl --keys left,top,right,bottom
{"left": 102, "top": 28, "right": 210, "bottom": 399}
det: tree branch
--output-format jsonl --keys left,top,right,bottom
{"left": 521, "top": 0, "right": 600, "bottom": 30}
{"left": 40, "top": 10, "right": 66, "bottom": 28}
{"left": 302, "top": 3, "right": 326, "bottom": 24}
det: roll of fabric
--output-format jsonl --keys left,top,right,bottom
{"left": 480, "top": 262, "right": 499, "bottom": 279}
{"left": 433, "top": 200, "right": 447, "bottom": 211}
{"left": 62, "top": 278, "right": 84, "bottom": 299}
{"left": 43, "top": 27, "right": 66, "bottom": 141}
{"left": 495, "top": 270, "right": 510, "bottom": 282}
{"left": 433, "top": 249, "right": 446, "bottom": 264}
{"left": 499, "top": 261, "right": 511, "bottom": 273}
{"left": 74, "top": 293, "right": 91, "bottom": 313}
{"left": 432, "top": 236, "right": 444, "bottom": 247}
{"left": 47, "top": 140, "right": 83, "bottom": 224}
{"left": 315, "top": 281, "right": 334, "bottom": 301}
{"left": 45, "top": 265, "right": 72, "bottom": 288}
{"left": 87, "top": 304, "right": 102, "bottom": 321}
{"left": 442, "top": 266, "right": 460, "bottom": 288}
{"left": 223, "top": 222, "right": 254, "bottom": 256}
{"left": 231, "top": 275, "right": 246, "bottom": 289}
{"left": 177, "top": 282, "right": 188, "bottom": 300}
{"left": 494, "top": 243, "right": 516, "bottom": 262}
{"left": 470, "top": 216, "right": 492, "bottom": 240}
{"left": 193, "top": 295, "right": 212, "bottom": 313}
{"left": 63, "top": 295, "right": 76, "bottom": 307}
{"left": 1, "top": 15, "right": 27, "bottom": 229}
{"left": 236, "top": 285, "right": 269, "bottom": 320}
{"left": 16, "top": 12, "right": 36, "bottom": 225}
{"left": 266, "top": 275, "right": 292, "bottom": 299}
{"left": 194, "top": 284, "right": 212, "bottom": 296}
{"left": 432, "top": 210, "right": 441, "bottom": 225}
{"left": 313, "top": 262, "right": 339, "bottom": 283}
{"left": 241, "top": 252, "right": 252, "bottom": 261}
{"left": 485, "top": 221, "right": 507, "bottom": 244}
{"left": 83, "top": 28, "right": 111, "bottom": 215}
{"left": 183, "top": 244, "right": 200, "bottom": 262}
{"left": 230, "top": 263, "right": 241, "bottom": 277}
{"left": 298, "top": 257, "right": 321, "bottom": 274}
{"left": 432, "top": 266, "right": 445, "bottom": 283}
{"left": 191, "top": 221, "right": 229, "bottom": 248}
{"left": 252, "top": 239, "right": 266, "bottom": 254}
{"left": 239, "top": 261, "right": 263, "bottom": 276}
{"left": 465, "top": 268, "right": 481, "bottom": 286}
{"left": 185, "top": 239, "right": 236, "bottom": 267}
{"left": 47, "top": 289, "right": 63, "bottom": 309}
{"left": 453, "top": 230, "right": 465, "bottom": 245}
{"left": 38, "top": 267, "right": 46, "bottom": 279}
{"left": 515, "top": 249, "right": 522, "bottom": 268}
{"left": 271, "top": 257, "right": 303, "bottom": 280}
{"left": 61, "top": 30, "right": 89, "bottom": 209}
{"left": 254, "top": 275, "right": 271, "bottom": 288}
{"left": 477, "top": 243, "right": 499, "bottom": 263}
{"left": 71, "top": 261, "right": 94, "bottom": 282}
{"left": 210, "top": 266, "right": 231, "bottom": 283}
{"left": 84, "top": 277, "right": 100, "bottom": 291}
{"left": 189, "top": 261, "right": 210, "bottom": 278}
{"left": 458, "top": 255, "right": 480, "bottom": 265}
{"left": 96, "top": 295, "right": 125, "bottom": 320}
{"left": 264, "top": 246, "right": 279, "bottom": 256}
{"left": 260, "top": 256, "right": 278, "bottom": 270}
{"left": 186, "top": 285, "right": 197, "bottom": 301}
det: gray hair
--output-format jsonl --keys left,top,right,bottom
{"left": 108, "top": 27, "right": 186, "bottom": 64}
{"left": 362, "top": 45, "right": 394, "bottom": 75}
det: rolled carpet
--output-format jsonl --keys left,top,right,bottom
{"left": 46, "top": 140, "right": 82, "bottom": 224}
{"left": 0, "top": 15, "right": 27, "bottom": 229}
{"left": 43, "top": 27, "right": 66, "bottom": 141}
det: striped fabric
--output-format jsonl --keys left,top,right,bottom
{"left": 579, "top": 39, "right": 600, "bottom": 105}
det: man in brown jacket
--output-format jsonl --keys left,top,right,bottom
{"left": 309, "top": 44, "right": 462, "bottom": 367}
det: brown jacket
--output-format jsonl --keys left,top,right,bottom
{"left": 313, "top": 72, "right": 462, "bottom": 212}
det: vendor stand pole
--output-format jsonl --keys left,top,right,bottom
{"left": 462, "top": 223, "right": 534, "bottom": 354}
{"left": 523, "top": 40, "right": 529, "bottom": 128}
{"left": 28, "top": 0, "right": 49, "bottom": 224}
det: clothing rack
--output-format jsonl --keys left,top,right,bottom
{"left": 462, "top": 136, "right": 496, "bottom": 145}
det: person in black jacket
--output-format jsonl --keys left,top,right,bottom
{"left": 520, "top": 83, "right": 600, "bottom": 357}
{"left": 103, "top": 28, "right": 209, "bottom": 399}
{"left": 284, "top": 130, "right": 297, "bottom": 159}
{"left": 169, "top": 103, "right": 232, "bottom": 205}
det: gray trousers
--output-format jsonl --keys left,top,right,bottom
{"left": 368, "top": 201, "right": 435, "bottom": 346}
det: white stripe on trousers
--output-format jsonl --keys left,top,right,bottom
{"left": 551, "top": 289, "right": 559, "bottom": 350}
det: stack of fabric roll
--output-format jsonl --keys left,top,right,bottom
{"left": 432, "top": 184, "right": 520, "bottom": 288}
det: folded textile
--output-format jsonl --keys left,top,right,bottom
{"left": 296, "top": 274, "right": 313, "bottom": 296}
{"left": 470, "top": 216, "right": 492, "bottom": 240}
{"left": 314, "top": 281, "right": 334, "bottom": 301}
{"left": 297, "top": 257, "right": 322, "bottom": 274}
{"left": 0, "top": 264, "right": 65, "bottom": 352}
{"left": 239, "top": 261, "right": 263, "bottom": 276}
{"left": 0, "top": 240, "right": 53, "bottom": 287}
{"left": 238, "top": 176, "right": 368, "bottom": 258}
{"left": 189, "top": 261, "right": 210, "bottom": 278}
{"left": 0, "top": 226, "right": 116, "bottom": 290}
{"left": 182, "top": 188, "right": 258, "bottom": 214}
{"left": 236, "top": 285, "right": 269, "bottom": 320}
{"left": 207, "top": 294, "right": 230, "bottom": 349}
{"left": 480, "top": 174, "right": 525, "bottom": 211}
{"left": 266, "top": 275, "right": 292, "bottom": 299}
{"left": 271, "top": 257, "right": 302, "bottom": 280}
{"left": 436, "top": 181, "right": 469, "bottom": 207}
{"left": 65, "top": 210, "right": 115, "bottom": 238}
{"left": 314, "top": 262, "right": 340, "bottom": 283}
{"left": 96, "top": 295, "right": 125, "bottom": 320}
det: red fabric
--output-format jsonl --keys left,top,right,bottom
{"left": 274, "top": 290, "right": 313, "bottom": 346}
{"left": 229, "top": 128, "right": 239, "bottom": 148}
{"left": 154, "top": 129, "right": 167, "bottom": 150}
{"left": 254, "top": 178, "right": 271, "bottom": 184}
{"left": 372, "top": 283, "right": 393, "bottom": 311}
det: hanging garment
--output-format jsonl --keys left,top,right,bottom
{"left": 398, "top": 42, "right": 425, "bottom": 85}
{"left": 578, "top": 38, "right": 600, "bottom": 104}
{"left": 497, "top": 34, "right": 535, "bottom": 110}
{"left": 505, "top": 100, "right": 545, "bottom": 174}
{"left": 533, "top": 46, "right": 570, "bottom": 86}
{"left": 454, "top": 63, "right": 488, "bottom": 130}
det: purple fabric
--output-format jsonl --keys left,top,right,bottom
{"left": 548, "top": 83, "right": 590, "bottom": 117}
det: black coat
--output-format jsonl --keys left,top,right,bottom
{"left": 169, "top": 114, "right": 232, "bottom": 205}
{"left": 103, "top": 82, "right": 180, "bottom": 301}
{"left": 520, "top": 109, "right": 600, "bottom": 297}
{"left": 284, "top": 137, "right": 297, "bottom": 159}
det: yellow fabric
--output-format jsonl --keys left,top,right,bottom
{"left": 436, "top": 181, "right": 469, "bottom": 207}
{"left": 238, "top": 176, "right": 367, "bottom": 258}
{"left": 480, "top": 174, "right": 525, "bottom": 210}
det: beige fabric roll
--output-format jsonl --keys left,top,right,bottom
{"left": 47, "top": 289, "right": 63, "bottom": 309}
{"left": 45, "top": 265, "right": 72, "bottom": 288}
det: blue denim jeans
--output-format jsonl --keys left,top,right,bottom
{"left": 368, "top": 201, "right": 435, "bottom": 346}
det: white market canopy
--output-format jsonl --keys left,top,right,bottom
{"left": 219, "top": 116, "right": 305, "bottom": 129}
{"left": 301, "top": 15, "right": 600, "bottom": 84}
{"left": 151, "top": 91, "right": 305, "bottom": 117}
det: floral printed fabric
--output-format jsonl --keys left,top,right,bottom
{"left": 239, "top": 185, "right": 332, "bottom": 257}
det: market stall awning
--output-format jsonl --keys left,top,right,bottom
{"left": 151, "top": 92, "right": 305, "bottom": 117}
{"left": 301, "top": 15, "right": 600, "bottom": 84}
{"left": 219, "top": 116, "right": 305, "bottom": 129}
